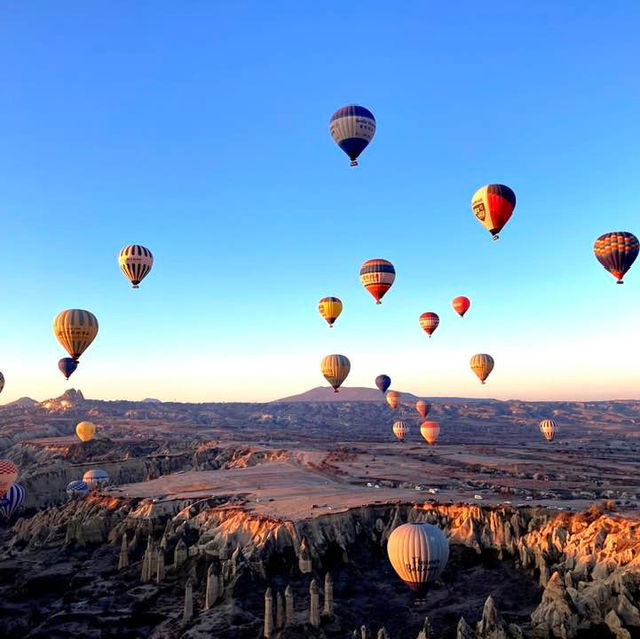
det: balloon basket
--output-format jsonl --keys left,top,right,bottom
{"left": 350, "top": 160, "right": 358, "bottom": 167}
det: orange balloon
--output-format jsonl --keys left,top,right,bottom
{"left": 420, "top": 420, "right": 440, "bottom": 445}
{"left": 386, "top": 390, "right": 400, "bottom": 410}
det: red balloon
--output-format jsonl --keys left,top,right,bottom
{"left": 452, "top": 296, "right": 471, "bottom": 317}
{"left": 419, "top": 312, "right": 439, "bottom": 338}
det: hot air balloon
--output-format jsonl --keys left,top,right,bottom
{"left": 320, "top": 354, "right": 350, "bottom": 392}
{"left": 0, "top": 460, "right": 18, "bottom": 497}
{"left": 118, "top": 244, "right": 154, "bottom": 288}
{"left": 387, "top": 523, "right": 449, "bottom": 596}
{"left": 58, "top": 357, "right": 78, "bottom": 381}
{"left": 416, "top": 400, "right": 430, "bottom": 419}
{"left": 76, "top": 421, "right": 96, "bottom": 443}
{"left": 539, "top": 419, "right": 557, "bottom": 442}
{"left": 66, "top": 480, "right": 90, "bottom": 499}
{"left": 386, "top": 390, "right": 400, "bottom": 410}
{"left": 419, "top": 312, "right": 439, "bottom": 338}
{"left": 420, "top": 420, "right": 440, "bottom": 445}
{"left": 452, "top": 296, "right": 471, "bottom": 317}
{"left": 392, "top": 420, "right": 409, "bottom": 442}
{"left": 0, "top": 483, "right": 25, "bottom": 519}
{"left": 329, "top": 104, "right": 376, "bottom": 167}
{"left": 375, "top": 374, "right": 391, "bottom": 394}
{"left": 318, "top": 297, "right": 343, "bottom": 328}
{"left": 593, "top": 232, "right": 639, "bottom": 284}
{"left": 0, "top": 372, "right": 4, "bottom": 395}
{"left": 471, "top": 184, "right": 516, "bottom": 240}
{"left": 360, "top": 259, "right": 395, "bottom": 304}
{"left": 470, "top": 354, "right": 494, "bottom": 384}
{"left": 83, "top": 469, "right": 109, "bottom": 490}
{"left": 53, "top": 309, "right": 99, "bottom": 361}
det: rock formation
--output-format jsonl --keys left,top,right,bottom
{"left": 117, "top": 532, "right": 129, "bottom": 569}
{"left": 155, "top": 548, "right": 164, "bottom": 583}
{"left": 309, "top": 578, "right": 320, "bottom": 627}
{"left": 205, "top": 561, "right": 221, "bottom": 609}
{"left": 323, "top": 571, "right": 333, "bottom": 616}
{"left": 285, "top": 584, "right": 294, "bottom": 626}
{"left": 264, "top": 587, "right": 273, "bottom": 638}
{"left": 182, "top": 578, "right": 193, "bottom": 625}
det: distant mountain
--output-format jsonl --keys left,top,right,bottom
{"left": 5, "top": 396, "right": 38, "bottom": 408}
{"left": 272, "top": 386, "right": 419, "bottom": 403}
{"left": 272, "top": 386, "right": 501, "bottom": 404}
{"left": 142, "top": 398, "right": 162, "bottom": 404}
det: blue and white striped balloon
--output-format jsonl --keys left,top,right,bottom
{"left": 66, "top": 480, "right": 90, "bottom": 498}
{"left": 0, "top": 483, "right": 25, "bottom": 519}
{"left": 329, "top": 105, "right": 376, "bottom": 166}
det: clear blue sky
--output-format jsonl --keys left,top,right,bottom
{"left": 1, "top": 2, "right": 639, "bottom": 403}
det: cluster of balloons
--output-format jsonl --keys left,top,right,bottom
{"left": 52, "top": 245, "right": 154, "bottom": 383}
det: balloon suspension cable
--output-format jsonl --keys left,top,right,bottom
{"left": 376, "top": 300, "right": 381, "bottom": 305}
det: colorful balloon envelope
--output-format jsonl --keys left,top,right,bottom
{"left": 0, "top": 372, "right": 4, "bottom": 395}
{"left": 419, "top": 312, "right": 439, "bottom": 338}
{"left": 83, "top": 469, "right": 109, "bottom": 490}
{"left": 375, "top": 374, "right": 391, "bottom": 394}
{"left": 53, "top": 309, "right": 99, "bottom": 361}
{"left": 471, "top": 184, "right": 516, "bottom": 240}
{"left": 392, "top": 420, "right": 409, "bottom": 442}
{"left": 0, "top": 459, "right": 18, "bottom": 498}
{"left": 58, "top": 357, "right": 78, "bottom": 381}
{"left": 118, "top": 244, "right": 154, "bottom": 288}
{"left": 420, "top": 420, "right": 440, "bottom": 445}
{"left": 76, "top": 421, "right": 96, "bottom": 443}
{"left": 539, "top": 419, "right": 557, "bottom": 442}
{"left": 66, "top": 480, "right": 90, "bottom": 499}
{"left": 318, "top": 297, "right": 343, "bottom": 328}
{"left": 386, "top": 390, "right": 400, "bottom": 410}
{"left": 470, "top": 354, "right": 494, "bottom": 384}
{"left": 329, "top": 104, "right": 376, "bottom": 167}
{"left": 452, "top": 296, "right": 471, "bottom": 317}
{"left": 416, "top": 400, "right": 430, "bottom": 419}
{"left": 360, "top": 259, "right": 395, "bottom": 304}
{"left": 387, "top": 523, "right": 449, "bottom": 596}
{"left": 320, "top": 354, "right": 351, "bottom": 392}
{"left": 0, "top": 483, "right": 25, "bottom": 520}
{"left": 593, "top": 232, "right": 639, "bottom": 284}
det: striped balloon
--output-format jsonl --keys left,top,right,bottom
{"left": 118, "top": 244, "right": 154, "bottom": 288}
{"left": 320, "top": 354, "right": 350, "bottom": 392}
{"left": 0, "top": 483, "right": 25, "bottom": 519}
{"left": 419, "top": 312, "right": 440, "bottom": 338}
{"left": 318, "top": 297, "right": 343, "bottom": 328}
{"left": 0, "top": 460, "right": 18, "bottom": 497}
{"left": 593, "top": 232, "right": 639, "bottom": 284}
{"left": 420, "top": 420, "right": 440, "bottom": 445}
{"left": 416, "top": 400, "right": 430, "bottom": 419}
{"left": 452, "top": 296, "right": 471, "bottom": 317}
{"left": 392, "top": 420, "right": 409, "bottom": 442}
{"left": 360, "top": 258, "right": 396, "bottom": 304}
{"left": 471, "top": 184, "right": 516, "bottom": 240}
{"left": 66, "top": 480, "right": 90, "bottom": 498}
{"left": 539, "top": 419, "right": 557, "bottom": 442}
{"left": 0, "top": 371, "right": 4, "bottom": 395}
{"left": 386, "top": 390, "right": 400, "bottom": 410}
{"left": 83, "top": 469, "right": 109, "bottom": 490}
{"left": 329, "top": 104, "right": 376, "bottom": 166}
{"left": 53, "top": 310, "right": 99, "bottom": 361}
{"left": 470, "top": 354, "right": 494, "bottom": 384}
{"left": 387, "top": 523, "right": 449, "bottom": 596}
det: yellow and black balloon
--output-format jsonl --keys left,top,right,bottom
{"left": 318, "top": 297, "right": 343, "bottom": 327}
